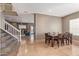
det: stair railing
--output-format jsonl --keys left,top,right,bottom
{"left": 0, "top": 12, "right": 21, "bottom": 42}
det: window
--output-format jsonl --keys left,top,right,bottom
{"left": 70, "top": 18, "right": 79, "bottom": 36}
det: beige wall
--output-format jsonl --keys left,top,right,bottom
{"left": 21, "top": 14, "right": 34, "bottom": 23}
{"left": 6, "top": 14, "right": 34, "bottom": 23}
{"left": 36, "top": 14, "right": 62, "bottom": 39}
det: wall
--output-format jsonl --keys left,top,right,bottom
{"left": 20, "top": 14, "right": 34, "bottom": 23}
{"left": 36, "top": 14, "right": 62, "bottom": 39}
{"left": 6, "top": 14, "right": 34, "bottom": 23}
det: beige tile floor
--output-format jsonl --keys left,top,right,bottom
{"left": 17, "top": 38, "right": 73, "bottom": 56}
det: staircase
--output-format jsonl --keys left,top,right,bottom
{"left": 0, "top": 12, "right": 21, "bottom": 56}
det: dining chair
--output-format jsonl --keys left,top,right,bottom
{"left": 45, "top": 33, "right": 51, "bottom": 44}
{"left": 58, "top": 34, "right": 64, "bottom": 46}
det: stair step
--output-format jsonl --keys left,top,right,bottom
{"left": 0, "top": 37, "right": 14, "bottom": 48}
{"left": 0, "top": 39, "right": 16, "bottom": 52}
{"left": 1, "top": 43, "right": 20, "bottom": 56}
{"left": 1, "top": 32, "right": 7, "bottom": 37}
{"left": 7, "top": 42, "right": 20, "bottom": 56}
{"left": 0, "top": 35, "right": 11, "bottom": 43}
{"left": 0, "top": 39, "right": 19, "bottom": 55}
{"left": 0, "top": 43, "right": 19, "bottom": 56}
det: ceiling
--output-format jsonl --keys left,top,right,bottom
{"left": 12, "top": 3, "right": 79, "bottom": 17}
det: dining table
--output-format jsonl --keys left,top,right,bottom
{"left": 48, "top": 33, "right": 59, "bottom": 47}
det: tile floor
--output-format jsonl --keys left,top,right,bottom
{"left": 17, "top": 38, "right": 73, "bottom": 56}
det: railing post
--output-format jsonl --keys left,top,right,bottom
{"left": 0, "top": 12, "right": 1, "bottom": 29}
{"left": 20, "top": 29, "right": 21, "bottom": 42}
{"left": 0, "top": 17, "right": 1, "bottom": 28}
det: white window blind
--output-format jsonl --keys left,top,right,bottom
{"left": 70, "top": 18, "right": 79, "bottom": 36}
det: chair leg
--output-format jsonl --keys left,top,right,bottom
{"left": 57, "top": 40, "right": 59, "bottom": 48}
{"left": 70, "top": 39, "right": 72, "bottom": 44}
{"left": 48, "top": 39, "right": 50, "bottom": 45}
{"left": 61, "top": 39, "right": 64, "bottom": 46}
{"left": 45, "top": 39, "right": 47, "bottom": 44}
{"left": 51, "top": 39, "right": 54, "bottom": 47}
{"left": 66, "top": 39, "right": 69, "bottom": 45}
{"left": 66, "top": 39, "right": 67, "bottom": 45}
{"left": 68, "top": 39, "right": 69, "bottom": 45}
{"left": 61, "top": 42, "right": 64, "bottom": 46}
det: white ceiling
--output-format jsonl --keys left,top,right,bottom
{"left": 12, "top": 3, "right": 79, "bottom": 17}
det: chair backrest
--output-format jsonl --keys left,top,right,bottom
{"left": 58, "top": 34, "right": 63, "bottom": 38}
{"left": 45, "top": 33, "right": 49, "bottom": 39}
{"left": 63, "top": 32, "right": 72, "bottom": 39}
{"left": 45, "top": 33, "right": 48, "bottom": 36}
{"left": 69, "top": 33, "right": 72, "bottom": 39}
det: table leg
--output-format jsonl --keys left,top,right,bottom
{"left": 51, "top": 39, "right": 54, "bottom": 47}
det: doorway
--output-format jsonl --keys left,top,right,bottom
{"left": 18, "top": 23, "right": 35, "bottom": 43}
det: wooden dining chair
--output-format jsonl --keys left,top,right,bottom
{"left": 45, "top": 33, "right": 48, "bottom": 44}
{"left": 63, "top": 32, "right": 70, "bottom": 45}
{"left": 58, "top": 34, "right": 64, "bottom": 46}
{"left": 45, "top": 33, "right": 51, "bottom": 44}
{"left": 51, "top": 34, "right": 60, "bottom": 47}
{"left": 54, "top": 36, "right": 59, "bottom": 47}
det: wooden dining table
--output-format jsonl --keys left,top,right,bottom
{"left": 48, "top": 34, "right": 59, "bottom": 47}
{"left": 45, "top": 32, "right": 72, "bottom": 48}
